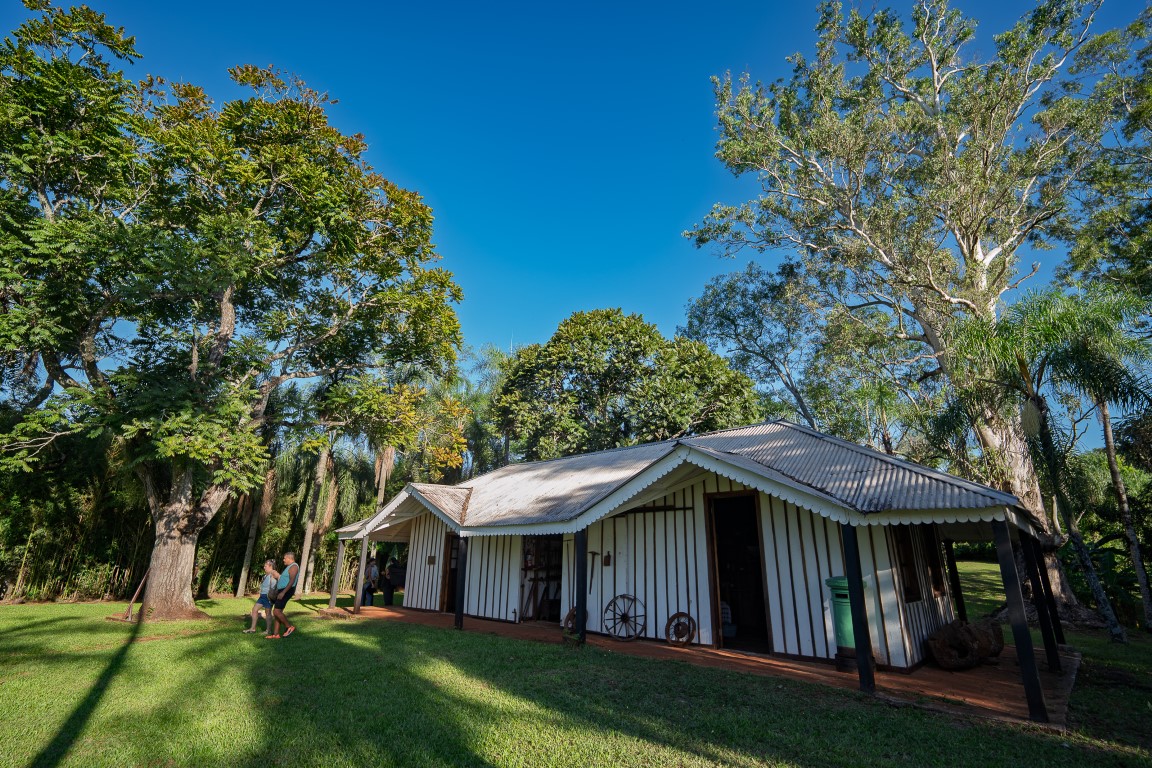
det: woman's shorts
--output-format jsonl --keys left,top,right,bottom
{"left": 256, "top": 595, "right": 272, "bottom": 608}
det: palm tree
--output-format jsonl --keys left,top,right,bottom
{"left": 957, "top": 286, "right": 1151, "bottom": 642}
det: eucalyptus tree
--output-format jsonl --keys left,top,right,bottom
{"left": 689, "top": 0, "right": 1125, "bottom": 595}
{"left": 0, "top": 6, "right": 461, "bottom": 617}
{"left": 1062, "top": 7, "right": 1152, "bottom": 298}
{"left": 496, "top": 309, "right": 760, "bottom": 460}
{"left": 956, "top": 286, "right": 1152, "bottom": 641}
{"left": 682, "top": 263, "right": 822, "bottom": 428}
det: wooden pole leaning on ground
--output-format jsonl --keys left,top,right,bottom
{"left": 122, "top": 568, "right": 150, "bottom": 622}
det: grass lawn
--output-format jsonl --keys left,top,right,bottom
{"left": 0, "top": 572, "right": 1149, "bottom": 768}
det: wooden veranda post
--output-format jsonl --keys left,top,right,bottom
{"left": 840, "top": 523, "right": 875, "bottom": 694}
{"left": 574, "top": 528, "right": 588, "bottom": 643}
{"left": 328, "top": 539, "right": 346, "bottom": 609}
{"left": 992, "top": 519, "right": 1048, "bottom": 723}
{"left": 1020, "top": 534, "right": 1061, "bottom": 673}
{"left": 352, "top": 536, "right": 369, "bottom": 615}
{"left": 1026, "top": 533, "right": 1065, "bottom": 644}
{"left": 454, "top": 537, "right": 468, "bottom": 630}
{"left": 942, "top": 539, "right": 967, "bottom": 623}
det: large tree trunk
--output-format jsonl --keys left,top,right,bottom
{"left": 1099, "top": 400, "right": 1152, "bottom": 630}
{"left": 305, "top": 471, "right": 340, "bottom": 594}
{"left": 139, "top": 468, "right": 231, "bottom": 620}
{"left": 297, "top": 445, "right": 331, "bottom": 596}
{"left": 236, "top": 465, "right": 277, "bottom": 598}
{"left": 920, "top": 307, "right": 1082, "bottom": 615}
{"left": 973, "top": 412, "right": 1081, "bottom": 612}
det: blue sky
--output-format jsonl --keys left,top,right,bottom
{"left": 4, "top": 0, "right": 1140, "bottom": 354}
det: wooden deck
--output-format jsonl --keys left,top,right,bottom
{"left": 325, "top": 604, "right": 1080, "bottom": 728}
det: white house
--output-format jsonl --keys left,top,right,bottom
{"left": 333, "top": 420, "right": 1063, "bottom": 723}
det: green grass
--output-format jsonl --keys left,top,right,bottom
{"left": 0, "top": 580, "right": 1149, "bottom": 768}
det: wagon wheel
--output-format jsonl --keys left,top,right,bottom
{"left": 562, "top": 607, "right": 587, "bottom": 634}
{"left": 664, "top": 612, "right": 696, "bottom": 646}
{"left": 603, "top": 594, "right": 645, "bottom": 642}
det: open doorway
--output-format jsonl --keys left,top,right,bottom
{"left": 521, "top": 535, "right": 563, "bottom": 622}
{"left": 439, "top": 533, "right": 460, "bottom": 612}
{"left": 710, "top": 494, "right": 771, "bottom": 652}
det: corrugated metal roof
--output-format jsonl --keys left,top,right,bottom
{"left": 364, "top": 420, "right": 1021, "bottom": 533}
{"left": 682, "top": 421, "right": 1020, "bottom": 513}
{"left": 410, "top": 484, "right": 471, "bottom": 524}
{"left": 454, "top": 441, "right": 678, "bottom": 527}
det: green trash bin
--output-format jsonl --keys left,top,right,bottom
{"left": 826, "top": 576, "right": 854, "bottom": 651}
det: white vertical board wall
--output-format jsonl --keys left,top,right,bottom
{"left": 558, "top": 477, "right": 721, "bottom": 645}
{"left": 405, "top": 511, "right": 450, "bottom": 611}
{"left": 892, "top": 525, "right": 955, "bottom": 666}
{"left": 463, "top": 535, "right": 522, "bottom": 622}
{"left": 545, "top": 470, "right": 923, "bottom": 667}
{"left": 757, "top": 495, "right": 910, "bottom": 667}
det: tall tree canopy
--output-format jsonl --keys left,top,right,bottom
{"left": 1063, "top": 7, "right": 1152, "bottom": 297}
{"left": 0, "top": 3, "right": 461, "bottom": 617}
{"left": 496, "top": 309, "right": 760, "bottom": 461}
{"left": 688, "top": 0, "right": 1127, "bottom": 599}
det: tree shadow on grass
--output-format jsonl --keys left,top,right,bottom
{"left": 27, "top": 615, "right": 142, "bottom": 768}
{"left": 12, "top": 602, "right": 1151, "bottom": 767}
{"left": 216, "top": 614, "right": 1141, "bottom": 768}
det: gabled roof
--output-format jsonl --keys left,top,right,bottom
{"left": 410, "top": 484, "right": 472, "bottom": 525}
{"left": 346, "top": 420, "right": 1027, "bottom": 539}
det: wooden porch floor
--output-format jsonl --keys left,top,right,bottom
{"left": 325, "top": 604, "right": 1080, "bottom": 729}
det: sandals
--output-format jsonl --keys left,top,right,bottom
{"left": 283, "top": 626, "right": 296, "bottom": 638}
{"left": 265, "top": 634, "right": 281, "bottom": 639}
{"left": 242, "top": 629, "right": 257, "bottom": 634}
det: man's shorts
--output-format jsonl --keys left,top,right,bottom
{"left": 273, "top": 587, "right": 295, "bottom": 610}
{"left": 256, "top": 594, "right": 272, "bottom": 608}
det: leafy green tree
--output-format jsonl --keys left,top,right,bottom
{"left": 689, "top": 0, "right": 1126, "bottom": 601}
{"left": 0, "top": 5, "right": 460, "bottom": 617}
{"left": 682, "top": 263, "right": 821, "bottom": 428}
{"left": 496, "top": 309, "right": 760, "bottom": 460}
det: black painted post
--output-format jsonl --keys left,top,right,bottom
{"left": 840, "top": 523, "right": 875, "bottom": 694}
{"left": 1020, "top": 535, "right": 1061, "bottom": 673}
{"left": 1027, "top": 534, "right": 1065, "bottom": 645}
{"left": 454, "top": 537, "right": 468, "bottom": 630}
{"left": 575, "top": 528, "right": 588, "bottom": 643}
{"left": 943, "top": 539, "right": 967, "bottom": 623}
{"left": 992, "top": 519, "right": 1048, "bottom": 723}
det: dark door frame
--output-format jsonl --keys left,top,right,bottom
{"left": 439, "top": 532, "right": 459, "bottom": 612}
{"left": 706, "top": 490, "right": 772, "bottom": 651}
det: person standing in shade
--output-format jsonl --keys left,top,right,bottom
{"left": 244, "top": 559, "right": 279, "bottom": 634}
{"left": 382, "top": 557, "right": 398, "bottom": 606}
{"left": 267, "top": 551, "right": 299, "bottom": 639}
{"left": 362, "top": 557, "right": 379, "bottom": 607}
